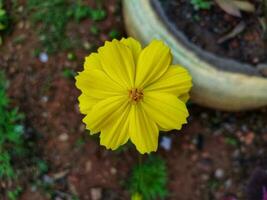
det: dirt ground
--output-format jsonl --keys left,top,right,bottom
{"left": 0, "top": 0, "right": 267, "bottom": 200}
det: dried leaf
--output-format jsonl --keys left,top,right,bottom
{"left": 215, "top": 0, "right": 255, "bottom": 17}
{"left": 218, "top": 21, "right": 246, "bottom": 43}
{"left": 232, "top": 0, "right": 255, "bottom": 12}
{"left": 259, "top": 17, "right": 267, "bottom": 32}
{"left": 215, "top": 0, "right": 241, "bottom": 17}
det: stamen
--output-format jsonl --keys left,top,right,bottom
{"left": 129, "top": 88, "right": 144, "bottom": 103}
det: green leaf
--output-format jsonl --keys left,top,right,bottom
{"left": 0, "top": 9, "right": 6, "bottom": 16}
{"left": 0, "top": 22, "right": 6, "bottom": 30}
{"left": 90, "top": 9, "right": 106, "bottom": 21}
{"left": 127, "top": 155, "right": 169, "bottom": 200}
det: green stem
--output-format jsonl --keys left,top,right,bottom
{"left": 138, "top": 154, "right": 143, "bottom": 196}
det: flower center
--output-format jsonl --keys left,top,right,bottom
{"left": 129, "top": 88, "right": 143, "bottom": 103}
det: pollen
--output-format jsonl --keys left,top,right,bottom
{"left": 129, "top": 88, "right": 144, "bottom": 103}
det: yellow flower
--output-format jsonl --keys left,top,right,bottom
{"left": 75, "top": 38, "right": 192, "bottom": 154}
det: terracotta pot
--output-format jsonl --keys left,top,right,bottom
{"left": 123, "top": 0, "right": 267, "bottom": 111}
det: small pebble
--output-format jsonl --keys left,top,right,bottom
{"left": 91, "top": 188, "right": 102, "bottom": 200}
{"left": 79, "top": 124, "right": 85, "bottom": 132}
{"left": 201, "top": 174, "right": 209, "bottom": 181}
{"left": 110, "top": 167, "right": 117, "bottom": 175}
{"left": 43, "top": 175, "right": 54, "bottom": 184}
{"left": 225, "top": 179, "right": 232, "bottom": 188}
{"left": 160, "top": 136, "right": 172, "bottom": 151}
{"left": 83, "top": 41, "right": 92, "bottom": 50}
{"left": 31, "top": 185, "right": 37, "bottom": 192}
{"left": 244, "top": 132, "right": 255, "bottom": 145}
{"left": 85, "top": 160, "right": 92, "bottom": 172}
{"left": 58, "top": 133, "right": 69, "bottom": 142}
{"left": 41, "top": 96, "right": 48, "bottom": 103}
{"left": 42, "top": 112, "right": 48, "bottom": 118}
{"left": 39, "top": 52, "right": 48, "bottom": 63}
{"left": 215, "top": 168, "right": 224, "bottom": 179}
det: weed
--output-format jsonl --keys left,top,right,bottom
{"left": 90, "top": 8, "right": 106, "bottom": 21}
{"left": 90, "top": 24, "right": 100, "bottom": 36}
{"left": 74, "top": 137, "right": 86, "bottom": 148}
{"left": 62, "top": 68, "right": 76, "bottom": 79}
{"left": 109, "top": 29, "right": 120, "bottom": 39}
{"left": 67, "top": 52, "right": 76, "bottom": 61}
{"left": 0, "top": 71, "right": 49, "bottom": 199}
{"left": 224, "top": 136, "right": 239, "bottom": 147}
{"left": 0, "top": 0, "right": 10, "bottom": 45}
{"left": 0, "top": 71, "right": 25, "bottom": 199}
{"left": 190, "top": 0, "right": 212, "bottom": 10}
{"left": 27, "top": 0, "right": 107, "bottom": 53}
{"left": 127, "top": 155, "right": 169, "bottom": 200}
{"left": 0, "top": 72, "right": 25, "bottom": 180}
{"left": 7, "top": 187, "right": 22, "bottom": 200}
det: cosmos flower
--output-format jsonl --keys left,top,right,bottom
{"left": 75, "top": 38, "right": 192, "bottom": 154}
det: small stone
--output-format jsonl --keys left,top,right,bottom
{"left": 91, "top": 188, "right": 102, "bottom": 200}
{"left": 58, "top": 133, "right": 69, "bottom": 142}
{"left": 83, "top": 41, "right": 92, "bottom": 50}
{"left": 18, "top": 6, "right": 24, "bottom": 13}
{"left": 41, "top": 96, "right": 48, "bottom": 103}
{"left": 225, "top": 179, "right": 232, "bottom": 188}
{"left": 252, "top": 57, "right": 259, "bottom": 64}
{"left": 232, "top": 149, "right": 240, "bottom": 158}
{"left": 215, "top": 168, "right": 224, "bottom": 179}
{"left": 43, "top": 175, "right": 54, "bottom": 184}
{"left": 110, "top": 167, "right": 117, "bottom": 175}
{"left": 39, "top": 52, "right": 48, "bottom": 63}
{"left": 85, "top": 160, "right": 92, "bottom": 172}
{"left": 244, "top": 132, "right": 255, "bottom": 145}
{"left": 18, "top": 21, "right": 24, "bottom": 29}
{"left": 160, "top": 136, "right": 172, "bottom": 151}
{"left": 79, "top": 124, "right": 85, "bottom": 132}
{"left": 42, "top": 112, "right": 48, "bottom": 118}
{"left": 201, "top": 174, "right": 209, "bottom": 181}
{"left": 31, "top": 185, "right": 37, "bottom": 192}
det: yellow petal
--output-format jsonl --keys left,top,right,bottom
{"left": 142, "top": 92, "right": 189, "bottom": 131}
{"left": 98, "top": 39, "right": 135, "bottom": 88}
{"left": 84, "top": 53, "right": 102, "bottom": 71}
{"left": 120, "top": 37, "right": 142, "bottom": 63}
{"left": 129, "top": 105, "right": 158, "bottom": 154}
{"left": 144, "top": 65, "right": 192, "bottom": 96}
{"left": 100, "top": 104, "right": 131, "bottom": 150}
{"left": 75, "top": 69, "right": 125, "bottom": 99}
{"left": 135, "top": 40, "right": 171, "bottom": 88}
{"left": 83, "top": 95, "right": 128, "bottom": 133}
{"left": 179, "top": 93, "right": 190, "bottom": 103}
{"left": 78, "top": 94, "right": 99, "bottom": 114}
